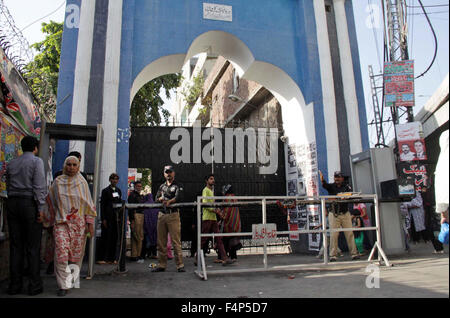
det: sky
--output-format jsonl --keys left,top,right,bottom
{"left": 3, "top": 0, "right": 448, "bottom": 145}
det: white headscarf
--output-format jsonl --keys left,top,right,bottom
{"left": 43, "top": 156, "right": 96, "bottom": 226}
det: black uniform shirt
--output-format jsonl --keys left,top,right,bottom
{"left": 156, "top": 180, "right": 184, "bottom": 213}
{"left": 322, "top": 181, "right": 352, "bottom": 214}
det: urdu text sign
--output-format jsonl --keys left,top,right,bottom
{"left": 384, "top": 60, "right": 414, "bottom": 107}
{"left": 203, "top": 3, "right": 232, "bottom": 22}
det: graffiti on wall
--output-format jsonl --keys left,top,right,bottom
{"left": 0, "top": 115, "right": 24, "bottom": 196}
{"left": 0, "top": 47, "right": 41, "bottom": 196}
{"left": 0, "top": 47, "right": 41, "bottom": 138}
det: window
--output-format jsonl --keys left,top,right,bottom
{"left": 232, "top": 69, "right": 240, "bottom": 93}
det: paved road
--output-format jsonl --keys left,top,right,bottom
{"left": 1, "top": 241, "right": 448, "bottom": 299}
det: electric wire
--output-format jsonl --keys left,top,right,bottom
{"left": 406, "top": 4, "right": 449, "bottom": 8}
{"left": 368, "top": 0, "right": 383, "bottom": 72}
{"left": 410, "top": 10, "right": 449, "bottom": 15}
{"left": 415, "top": 0, "right": 439, "bottom": 79}
{"left": 19, "top": 0, "right": 65, "bottom": 32}
{"left": 409, "top": 0, "right": 415, "bottom": 58}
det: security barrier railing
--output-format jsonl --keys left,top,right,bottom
{"left": 113, "top": 193, "right": 390, "bottom": 280}
{"left": 193, "top": 194, "right": 390, "bottom": 280}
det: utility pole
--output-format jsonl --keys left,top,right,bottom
{"left": 384, "top": 0, "right": 414, "bottom": 124}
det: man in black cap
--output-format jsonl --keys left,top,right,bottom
{"left": 319, "top": 170, "right": 359, "bottom": 261}
{"left": 152, "top": 165, "right": 185, "bottom": 272}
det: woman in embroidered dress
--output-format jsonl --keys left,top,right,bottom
{"left": 220, "top": 184, "right": 242, "bottom": 262}
{"left": 43, "top": 156, "right": 96, "bottom": 296}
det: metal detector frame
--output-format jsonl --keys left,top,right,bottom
{"left": 39, "top": 122, "right": 103, "bottom": 279}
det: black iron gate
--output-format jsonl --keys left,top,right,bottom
{"left": 129, "top": 126, "right": 287, "bottom": 242}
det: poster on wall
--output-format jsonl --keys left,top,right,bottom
{"left": 284, "top": 158, "right": 300, "bottom": 240}
{"left": 384, "top": 60, "right": 414, "bottom": 108}
{"left": 308, "top": 225, "right": 320, "bottom": 251}
{"left": 397, "top": 163, "right": 429, "bottom": 192}
{"left": 287, "top": 144, "right": 297, "bottom": 175}
{"left": 0, "top": 48, "right": 41, "bottom": 138}
{"left": 287, "top": 178, "right": 298, "bottom": 197}
{"left": 297, "top": 205, "right": 308, "bottom": 230}
{"left": 0, "top": 114, "right": 24, "bottom": 196}
{"left": 289, "top": 223, "right": 299, "bottom": 241}
{"left": 396, "top": 122, "right": 427, "bottom": 161}
{"left": 291, "top": 141, "right": 321, "bottom": 251}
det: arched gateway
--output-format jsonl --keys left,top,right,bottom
{"left": 55, "top": 0, "right": 369, "bottom": 197}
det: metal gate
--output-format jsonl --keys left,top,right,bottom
{"left": 129, "top": 126, "right": 287, "bottom": 242}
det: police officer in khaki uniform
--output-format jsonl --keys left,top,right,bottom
{"left": 152, "top": 165, "right": 185, "bottom": 272}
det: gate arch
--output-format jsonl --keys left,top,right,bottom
{"left": 55, "top": 0, "right": 369, "bottom": 197}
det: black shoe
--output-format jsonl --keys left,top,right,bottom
{"left": 151, "top": 267, "right": 165, "bottom": 272}
{"left": 177, "top": 267, "right": 186, "bottom": 272}
{"left": 352, "top": 255, "right": 360, "bottom": 261}
{"left": 28, "top": 287, "right": 43, "bottom": 296}
{"left": 57, "top": 289, "right": 67, "bottom": 297}
{"left": 6, "top": 287, "right": 22, "bottom": 295}
{"left": 329, "top": 257, "right": 337, "bottom": 262}
{"left": 46, "top": 262, "right": 54, "bottom": 275}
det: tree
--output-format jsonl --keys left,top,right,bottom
{"left": 23, "top": 21, "right": 63, "bottom": 122}
{"left": 130, "top": 73, "right": 182, "bottom": 127}
{"left": 24, "top": 21, "right": 181, "bottom": 126}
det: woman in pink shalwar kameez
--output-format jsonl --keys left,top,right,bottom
{"left": 43, "top": 156, "right": 96, "bottom": 296}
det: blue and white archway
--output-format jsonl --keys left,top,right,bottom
{"left": 55, "top": 0, "right": 369, "bottom": 197}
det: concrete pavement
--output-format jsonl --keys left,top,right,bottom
{"left": 0, "top": 241, "right": 448, "bottom": 299}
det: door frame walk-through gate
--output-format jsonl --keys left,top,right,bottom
{"left": 39, "top": 122, "right": 104, "bottom": 279}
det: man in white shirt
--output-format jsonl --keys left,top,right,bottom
{"left": 400, "top": 144, "right": 415, "bottom": 161}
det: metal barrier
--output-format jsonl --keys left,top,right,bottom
{"left": 194, "top": 194, "right": 391, "bottom": 280}
{"left": 114, "top": 194, "right": 391, "bottom": 281}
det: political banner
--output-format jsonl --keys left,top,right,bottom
{"left": 384, "top": 60, "right": 414, "bottom": 107}
{"left": 396, "top": 122, "right": 427, "bottom": 161}
{"left": 397, "top": 163, "right": 429, "bottom": 192}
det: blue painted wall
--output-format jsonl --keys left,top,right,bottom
{"left": 345, "top": 0, "right": 369, "bottom": 151}
{"left": 116, "top": 0, "right": 328, "bottom": 196}
{"left": 55, "top": 0, "right": 369, "bottom": 198}
{"left": 54, "top": 0, "right": 81, "bottom": 173}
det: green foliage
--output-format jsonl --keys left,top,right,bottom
{"left": 130, "top": 74, "right": 182, "bottom": 127}
{"left": 23, "top": 21, "right": 63, "bottom": 122}
{"left": 137, "top": 168, "right": 152, "bottom": 192}
{"left": 181, "top": 73, "right": 205, "bottom": 110}
{"left": 23, "top": 21, "right": 181, "bottom": 127}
